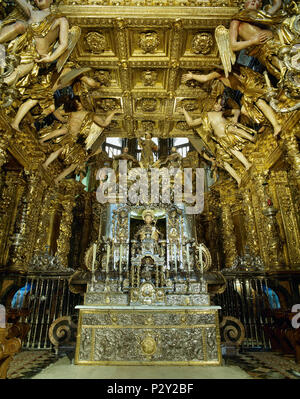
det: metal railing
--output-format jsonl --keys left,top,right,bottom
{"left": 14, "top": 275, "right": 82, "bottom": 349}
{"left": 214, "top": 274, "right": 281, "bottom": 350}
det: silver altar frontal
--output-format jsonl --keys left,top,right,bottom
{"left": 75, "top": 304, "right": 221, "bottom": 365}
{"left": 74, "top": 203, "right": 222, "bottom": 365}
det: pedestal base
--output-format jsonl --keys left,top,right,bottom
{"left": 75, "top": 306, "right": 222, "bottom": 365}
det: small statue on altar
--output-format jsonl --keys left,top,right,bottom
{"left": 134, "top": 209, "right": 162, "bottom": 242}
{"left": 112, "top": 147, "right": 139, "bottom": 171}
{"left": 153, "top": 146, "right": 183, "bottom": 169}
{"left": 138, "top": 133, "right": 158, "bottom": 168}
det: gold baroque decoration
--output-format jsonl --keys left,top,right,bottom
{"left": 96, "top": 98, "right": 120, "bottom": 111}
{"left": 104, "top": 120, "right": 119, "bottom": 131}
{"left": 178, "top": 99, "right": 198, "bottom": 112}
{"left": 142, "top": 70, "right": 158, "bottom": 87}
{"left": 138, "top": 31, "right": 160, "bottom": 54}
{"left": 85, "top": 31, "right": 107, "bottom": 54}
{"left": 176, "top": 121, "right": 191, "bottom": 131}
{"left": 191, "top": 32, "right": 214, "bottom": 55}
{"left": 138, "top": 98, "right": 158, "bottom": 112}
{"left": 141, "top": 335, "right": 157, "bottom": 356}
{"left": 141, "top": 120, "right": 155, "bottom": 132}
{"left": 92, "top": 70, "right": 111, "bottom": 86}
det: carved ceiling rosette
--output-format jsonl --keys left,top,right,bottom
{"left": 92, "top": 70, "right": 111, "bottom": 86}
{"left": 103, "top": 120, "right": 119, "bottom": 131}
{"left": 137, "top": 98, "right": 158, "bottom": 112}
{"left": 138, "top": 31, "right": 160, "bottom": 54}
{"left": 141, "top": 120, "right": 155, "bottom": 132}
{"left": 176, "top": 121, "right": 191, "bottom": 131}
{"left": 141, "top": 70, "right": 158, "bottom": 87}
{"left": 191, "top": 32, "right": 214, "bottom": 55}
{"left": 85, "top": 31, "right": 107, "bottom": 54}
{"left": 178, "top": 99, "right": 199, "bottom": 112}
{"left": 96, "top": 98, "right": 120, "bottom": 111}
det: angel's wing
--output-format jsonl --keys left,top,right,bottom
{"left": 85, "top": 122, "right": 104, "bottom": 151}
{"left": 56, "top": 26, "right": 81, "bottom": 73}
{"left": 215, "top": 25, "right": 236, "bottom": 78}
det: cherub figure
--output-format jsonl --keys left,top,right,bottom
{"left": 39, "top": 96, "right": 119, "bottom": 184}
{"left": 2, "top": 0, "right": 78, "bottom": 86}
{"left": 182, "top": 65, "right": 282, "bottom": 136}
{"left": 179, "top": 97, "right": 257, "bottom": 185}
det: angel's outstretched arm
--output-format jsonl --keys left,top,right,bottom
{"left": 81, "top": 76, "right": 101, "bottom": 88}
{"left": 181, "top": 107, "right": 203, "bottom": 127}
{"left": 93, "top": 109, "right": 119, "bottom": 128}
{"left": 182, "top": 71, "right": 222, "bottom": 84}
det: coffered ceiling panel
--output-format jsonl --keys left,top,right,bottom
{"left": 59, "top": 3, "right": 238, "bottom": 138}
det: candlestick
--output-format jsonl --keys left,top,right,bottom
{"left": 106, "top": 242, "right": 110, "bottom": 274}
{"left": 173, "top": 243, "right": 177, "bottom": 276}
{"left": 186, "top": 243, "right": 190, "bottom": 273}
{"left": 119, "top": 244, "right": 123, "bottom": 276}
{"left": 263, "top": 71, "right": 271, "bottom": 88}
{"left": 92, "top": 243, "right": 97, "bottom": 274}
{"left": 199, "top": 244, "right": 204, "bottom": 275}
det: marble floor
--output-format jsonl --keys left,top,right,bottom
{"left": 31, "top": 356, "right": 251, "bottom": 379}
{"left": 6, "top": 349, "right": 300, "bottom": 380}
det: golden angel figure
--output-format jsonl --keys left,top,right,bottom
{"left": 179, "top": 98, "right": 257, "bottom": 185}
{"left": 39, "top": 96, "right": 119, "bottom": 184}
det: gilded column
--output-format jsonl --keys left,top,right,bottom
{"left": 220, "top": 202, "right": 238, "bottom": 268}
{"left": 269, "top": 171, "right": 300, "bottom": 269}
{"left": 0, "top": 171, "right": 26, "bottom": 268}
{"left": 91, "top": 198, "right": 104, "bottom": 244}
{"left": 34, "top": 187, "right": 56, "bottom": 256}
{"left": 55, "top": 181, "right": 77, "bottom": 268}
{"left": 79, "top": 192, "right": 93, "bottom": 267}
{"left": 281, "top": 124, "right": 300, "bottom": 179}
{"left": 9, "top": 172, "right": 45, "bottom": 273}
{"left": 240, "top": 188, "right": 260, "bottom": 256}
{"left": 250, "top": 169, "right": 285, "bottom": 271}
